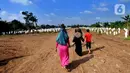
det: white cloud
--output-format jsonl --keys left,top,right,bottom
{"left": 92, "top": 3, "right": 107, "bottom": 8}
{"left": 65, "top": 17, "right": 70, "bottom": 19}
{"left": 44, "top": 13, "right": 56, "bottom": 16}
{"left": 65, "top": 17, "right": 81, "bottom": 20}
{"left": 0, "top": 11, "right": 7, "bottom": 16}
{"left": 19, "top": 11, "right": 23, "bottom": 14}
{"left": 10, "top": 0, "right": 33, "bottom": 5}
{"left": 80, "top": 12, "right": 83, "bottom": 14}
{"left": 8, "top": 14, "right": 18, "bottom": 20}
{"left": 29, "top": 1, "right": 33, "bottom": 4}
{"left": 8, "top": 13, "right": 24, "bottom": 22}
{"left": 52, "top": 0, "right": 56, "bottom": 3}
{"left": 100, "top": 3, "right": 107, "bottom": 7}
{"left": 84, "top": 10, "right": 93, "bottom": 14}
{"left": 48, "top": 20, "right": 52, "bottom": 22}
{"left": 92, "top": 3, "right": 109, "bottom": 12}
{"left": 50, "top": 13, "right": 55, "bottom": 16}
{"left": 44, "top": 14, "right": 50, "bottom": 17}
{"left": 96, "top": 17, "right": 101, "bottom": 20}
{"left": 63, "top": 17, "right": 86, "bottom": 24}
{"left": 80, "top": 10, "right": 93, "bottom": 14}
{"left": 92, "top": 4, "right": 96, "bottom": 8}
{"left": 54, "top": 9, "right": 60, "bottom": 11}
{"left": 0, "top": 10, "right": 24, "bottom": 22}
{"left": 96, "top": 7, "right": 109, "bottom": 11}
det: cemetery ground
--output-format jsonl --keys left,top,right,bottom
{"left": 0, "top": 29, "right": 130, "bottom": 73}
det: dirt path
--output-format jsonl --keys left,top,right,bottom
{"left": 0, "top": 29, "right": 130, "bottom": 73}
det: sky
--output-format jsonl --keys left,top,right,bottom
{"left": 0, "top": 0, "right": 130, "bottom": 25}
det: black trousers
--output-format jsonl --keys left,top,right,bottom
{"left": 75, "top": 45, "right": 82, "bottom": 56}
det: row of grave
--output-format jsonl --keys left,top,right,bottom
{"left": 80, "top": 27, "right": 129, "bottom": 38}
{"left": 1, "top": 28, "right": 70, "bottom": 35}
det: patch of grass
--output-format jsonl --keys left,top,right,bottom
{"left": 124, "top": 36, "right": 130, "bottom": 40}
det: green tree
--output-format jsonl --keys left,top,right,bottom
{"left": 41, "top": 24, "right": 46, "bottom": 29}
{"left": 10, "top": 20, "right": 25, "bottom": 32}
{"left": 121, "top": 15, "right": 130, "bottom": 29}
{"left": 0, "top": 20, "right": 9, "bottom": 35}
{"left": 109, "top": 21, "right": 124, "bottom": 28}
{"left": 22, "top": 11, "right": 38, "bottom": 33}
{"left": 46, "top": 24, "right": 51, "bottom": 28}
{"left": 29, "top": 15, "right": 38, "bottom": 29}
{"left": 122, "top": 15, "right": 130, "bottom": 36}
{"left": 90, "top": 22, "right": 101, "bottom": 27}
{"left": 22, "top": 11, "right": 33, "bottom": 32}
{"left": 103, "top": 22, "right": 110, "bottom": 27}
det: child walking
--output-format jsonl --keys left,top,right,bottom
{"left": 84, "top": 29, "right": 92, "bottom": 54}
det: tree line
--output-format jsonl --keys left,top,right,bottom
{"left": 0, "top": 10, "right": 130, "bottom": 35}
{"left": 90, "top": 15, "right": 130, "bottom": 29}
{"left": 90, "top": 21, "right": 126, "bottom": 28}
{"left": 0, "top": 11, "right": 60, "bottom": 34}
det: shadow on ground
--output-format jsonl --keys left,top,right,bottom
{"left": 82, "top": 46, "right": 105, "bottom": 56}
{"left": 69, "top": 54, "right": 94, "bottom": 71}
{"left": 0, "top": 56, "right": 25, "bottom": 66}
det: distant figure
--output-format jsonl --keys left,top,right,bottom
{"left": 84, "top": 29, "right": 92, "bottom": 54}
{"left": 72, "top": 29, "right": 84, "bottom": 56}
{"left": 56, "top": 24, "right": 70, "bottom": 71}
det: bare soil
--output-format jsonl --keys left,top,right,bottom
{"left": 0, "top": 29, "right": 130, "bottom": 73}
